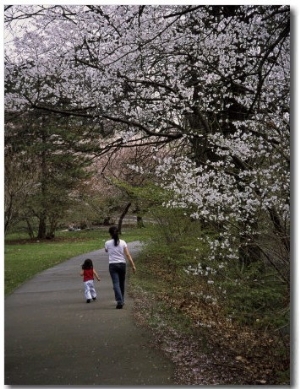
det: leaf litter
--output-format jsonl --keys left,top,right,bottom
{"left": 131, "top": 287, "right": 289, "bottom": 385}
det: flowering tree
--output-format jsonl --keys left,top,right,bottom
{"left": 5, "top": 5, "right": 289, "bottom": 261}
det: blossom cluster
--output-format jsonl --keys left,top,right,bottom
{"left": 155, "top": 114, "right": 289, "bottom": 265}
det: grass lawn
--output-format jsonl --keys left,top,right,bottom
{"left": 5, "top": 226, "right": 152, "bottom": 295}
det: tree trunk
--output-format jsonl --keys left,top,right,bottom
{"left": 47, "top": 218, "right": 57, "bottom": 239}
{"left": 137, "top": 216, "right": 145, "bottom": 228}
{"left": 238, "top": 220, "right": 261, "bottom": 268}
{"left": 103, "top": 217, "right": 111, "bottom": 226}
{"left": 37, "top": 211, "right": 47, "bottom": 239}
{"left": 118, "top": 202, "right": 131, "bottom": 234}
{"left": 268, "top": 206, "right": 290, "bottom": 253}
{"left": 25, "top": 218, "right": 35, "bottom": 239}
{"left": 4, "top": 193, "right": 14, "bottom": 233}
{"left": 135, "top": 204, "right": 145, "bottom": 228}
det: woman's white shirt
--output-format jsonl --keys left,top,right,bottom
{"left": 105, "top": 239, "right": 127, "bottom": 264}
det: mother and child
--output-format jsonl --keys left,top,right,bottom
{"left": 80, "top": 226, "right": 136, "bottom": 309}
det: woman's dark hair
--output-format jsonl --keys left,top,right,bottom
{"left": 109, "top": 226, "right": 119, "bottom": 246}
{"left": 82, "top": 258, "right": 93, "bottom": 270}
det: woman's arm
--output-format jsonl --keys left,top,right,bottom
{"left": 124, "top": 246, "right": 136, "bottom": 273}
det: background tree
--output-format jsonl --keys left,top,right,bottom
{"left": 5, "top": 141, "right": 38, "bottom": 236}
{"left": 82, "top": 140, "right": 180, "bottom": 232}
{"left": 5, "top": 105, "right": 100, "bottom": 238}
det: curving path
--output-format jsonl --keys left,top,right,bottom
{"left": 5, "top": 242, "right": 174, "bottom": 386}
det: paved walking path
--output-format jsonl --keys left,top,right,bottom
{"left": 5, "top": 242, "right": 174, "bottom": 386}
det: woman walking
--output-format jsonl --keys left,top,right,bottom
{"left": 80, "top": 258, "right": 100, "bottom": 303}
{"left": 105, "top": 226, "right": 136, "bottom": 309}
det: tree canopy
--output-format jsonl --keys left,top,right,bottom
{"left": 5, "top": 5, "right": 289, "bottom": 143}
{"left": 5, "top": 5, "right": 290, "bottom": 259}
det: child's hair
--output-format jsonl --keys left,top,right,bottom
{"left": 109, "top": 226, "right": 120, "bottom": 246}
{"left": 82, "top": 258, "right": 93, "bottom": 270}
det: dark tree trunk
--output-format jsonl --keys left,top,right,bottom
{"left": 137, "top": 216, "right": 145, "bottom": 228}
{"left": 37, "top": 211, "right": 47, "bottom": 239}
{"left": 118, "top": 202, "right": 131, "bottom": 234}
{"left": 103, "top": 217, "right": 111, "bottom": 226}
{"left": 47, "top": 219, "right": 57, "bottom": 239}
{"left": 268, "top": 206, "right": 290, "bottom": 254}
{"left": 135, "top": 204, "right": 145, "bottom": 228}
{"left": 238, "top": 220, "right": 261, "bottom": 268}
{"left": 25, "top": 218, "right": 35, "bottom": 239}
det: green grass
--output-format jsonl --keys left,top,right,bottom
{"left": 5, "top": 226, "right": 153, "bottom": 295}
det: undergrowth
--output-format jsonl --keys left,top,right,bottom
{"left": 129, "top": 211, "right": 290, "bottom": 385}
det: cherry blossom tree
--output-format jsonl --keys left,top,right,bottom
{"left": 4, "top": 5, "right": 290, "bottom": 262}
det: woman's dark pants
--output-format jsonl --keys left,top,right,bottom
{"left": 109, "top": 263, "right": 126, "bottom": 306}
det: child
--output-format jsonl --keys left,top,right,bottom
{"left": 80, "top": 258, "right": 100, "bottom": 303}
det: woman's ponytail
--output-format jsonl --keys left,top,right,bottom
{"left": 109, "top": 226, "right": 119, "bottom": 246}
